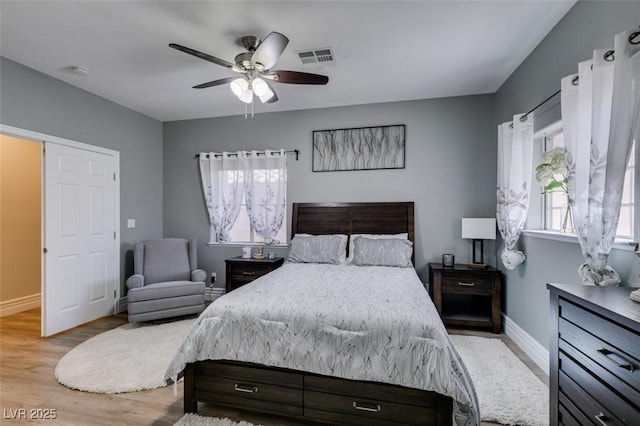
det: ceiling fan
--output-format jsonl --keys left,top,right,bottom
{"left": 169, "top": 32, "right": 329, "bottom": 105}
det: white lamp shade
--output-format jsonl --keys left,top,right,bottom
{"left": 238, "top": 88, "right": 253, "bottom": 104}
{"left": 230, "top": 78, "right": 249, "bottom": 97}
{"left": 251, "top": 78, "right": 269, "bottom": 97}
{"left": 461, "top": 218, "right": 496, "bottom": 240}
{"left": 258, "top": 87, "right": 275, "bottom": 103}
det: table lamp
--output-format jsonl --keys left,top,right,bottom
{"left": 461, "top": 218, "right": 496, "bottom": 268}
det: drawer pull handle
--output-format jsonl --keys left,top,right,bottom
{"left": 594, "top": 412, "right": 611, "bottom": 426}
{"left": 352, "top": 402, "right": 381, "bottom": 413}
{"left": 458, "top": 282, "right": 475, "bottom": 287}
{"left": 234, "top": 383, "right": 258, "bottom": 393}
{"left": 241, "top": 271, "right": 256, "bottom": 276}
{"left": 597, "top": 348, "right": 636, "bottom": 372}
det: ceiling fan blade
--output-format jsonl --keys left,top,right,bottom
{"left": 267, "top": 70, "right": 329, "bottom": 85}
{"left": 192, "top": 77, "right": 237, "bottom": 89}
{"left": 251, "top": 32, "right": 289, "bottom": 70}
{"left": 169, "top": 43, "right": 235, "bottom": 70}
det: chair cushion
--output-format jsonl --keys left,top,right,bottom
{"left": 142, "top": 239, "right": 191, "bottom": 284}
{"left": 127, "top": 281, "right": 206, "bottom": 303}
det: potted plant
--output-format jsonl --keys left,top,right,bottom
{"left": 535, "top": 147, "right": 573, "bottom": 233}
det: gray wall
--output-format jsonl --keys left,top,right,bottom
{"left": 163, "top": 94, "right": 497, "bottom": 287}
{"left": 0, "top": 57, "right": 164, "bottom": 298}
{"left": 494, "top": 1, "right": 640, "bottom": 348}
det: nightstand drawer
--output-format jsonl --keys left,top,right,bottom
{"left": 441, "top": 274, "right": 492, "bottom": 295}
{"left": 225, "top": 256, "right": 284, "bottom": 293}
{"left": 229, "top": 262, "right": 273, "bottom": 276}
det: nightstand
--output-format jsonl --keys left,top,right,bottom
{"left": 225, "top": 256, "right": 285, "bottom": 293}
{"left": 428, "top": 263, "right": 502, "bottom": 333}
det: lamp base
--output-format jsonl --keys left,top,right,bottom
{"left": 468, "top": 262, "right": 488, "bottom": 269}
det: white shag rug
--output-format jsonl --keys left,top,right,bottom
{"left": 449, "top": 334, "right": 549, "bottom": 426}
{"left": 174, "top": 414, "right": 263, "bottom": 426}
{"left": 55, "top": 318, "right": 195, "bottom": 394}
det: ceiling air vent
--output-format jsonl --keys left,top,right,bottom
{"left": 296, "top": 47, "right": 335, "bottom": 66}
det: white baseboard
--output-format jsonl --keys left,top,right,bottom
{"left": 503, "top": 314, "right": 549, "bottom": 375}
{"left": 0, "top": 293, "right": 41, "bottom": 317}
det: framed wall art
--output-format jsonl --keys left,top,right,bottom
{"left": 312, "top": 124, "right": 405, "bottom": 172}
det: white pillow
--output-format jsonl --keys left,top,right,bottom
{"left": 351, "top": 236, "right": 413, "bottom": 268}
{"left": 288, "top": 234, "right": 348, "bottom": 264}
{"left": 346, "top": 233, "right": 409, "bottom": 263}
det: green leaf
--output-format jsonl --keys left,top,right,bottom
{"left": 544, "top": 181, "right": 565, "bottom": 192}
{"left": 535, "top": 163, "right": 552, "bottom": 172}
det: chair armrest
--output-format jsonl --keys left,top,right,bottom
{"left": 191, "top": 269, "right": 207, "bottom": 283}
{"left": 126, "top": 274, "right": 145, "bottom": 290}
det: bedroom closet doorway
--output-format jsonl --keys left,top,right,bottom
{"left": 0, "top": 125, "right": 120, "bottom": 337}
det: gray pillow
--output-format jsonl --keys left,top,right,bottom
{"left": 351, "top": 236, "right": 413, "bottom": 267}
{"left": 287, "top": 235, "right": 344, "bottom": 264}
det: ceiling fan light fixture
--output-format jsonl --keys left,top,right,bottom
{"left": 251, "top": 78, "right": 269, "bottom": 97}
{"left": 258, "top": 87, "right": 275, "bottom": 103}
{"left": 230, "top": 78, "right": 249, "bottom": 97}
{"left": 238, "top": 88, "right": 254, "bottom": 104}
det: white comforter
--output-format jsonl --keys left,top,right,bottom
{"left": 165, "top": 263, "right": 479, "bottom": 425}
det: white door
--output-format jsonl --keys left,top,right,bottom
{"left": 44, "top": 142, "right": 117, "bottom": 336}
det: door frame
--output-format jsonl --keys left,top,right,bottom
{"left": 0, "top": 124, "right": 120, "bottom": 336}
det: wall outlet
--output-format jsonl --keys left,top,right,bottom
{"left": 211, "top": 272, "right": 216, "bottom": 285}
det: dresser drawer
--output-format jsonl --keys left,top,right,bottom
{"left": 559, "top": 298, "right": 639, "bottom": 365}
{"left": 560, "top": 318, "right": 640, "bottom": 394}
{"left": 559, "top": 352, "right": 640, "bottom": 425}
{"left": 441, "top": 273, "right": 492, "bottom": 295}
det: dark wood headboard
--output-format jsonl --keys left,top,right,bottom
{"left": 291, "top": 202, "right": 415, "bottom": 264}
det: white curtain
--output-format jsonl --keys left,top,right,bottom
{"left": 496, "top": 114, "right": 534, "bottom": 270}
{"left": 243, "top": 150, "right": 287, "bottom": 244}
{"left": 199, "top": 152, "right": 244, "bottom": 243}
{"left": 561, "top": 29, "right": 640, "bottom": 286}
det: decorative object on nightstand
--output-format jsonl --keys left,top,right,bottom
{"left": 461, "top": 218, "right": 496, "bottom": 269}
{"left": 225, "top": 255, "right": 284, "bottom": 293}
{"left": 428, "top": 263, "right": 502, "bottom": 333}
{"left": 442, "top": 253, "right": 455, "bottom": 267}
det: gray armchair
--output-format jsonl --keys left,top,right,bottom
{"left": 126, "top": 237, "right": 206, "bottom": 322}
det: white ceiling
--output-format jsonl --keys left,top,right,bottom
{"left": 0, "top": 1, "right": 576, "bottom": 122}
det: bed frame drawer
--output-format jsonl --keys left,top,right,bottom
{"left": 304, "top": 375, "right": 446, "bottom": 426}
{"left": 192, "top": 361, "right": 303, "bottom": 417}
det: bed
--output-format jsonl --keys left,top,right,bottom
{"left": 165, "top": 202, "right": 479, "bottom": 426}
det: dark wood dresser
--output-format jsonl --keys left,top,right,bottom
{"left": 548, "top": 283, "right": 640, "bottom": 426}
{"left": 225, "top": 256, "right": 284, "bottom": 293}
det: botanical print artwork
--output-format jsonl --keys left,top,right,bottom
{"left": 312, "top": 124, "right": 405, "bottom": 172}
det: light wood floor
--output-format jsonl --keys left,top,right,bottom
{"left": 0, "top": 309, "right": 547, "bottom": 425}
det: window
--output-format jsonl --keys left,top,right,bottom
{"left": 538, "top": 124, "right": 635, "bottom": 238}
{"left": 200, "top": 151, "right": 288, "bottom": 246}
{"left": 228, "top": 202, "right": 288, "bottom": 245}
{"left": 541, "top": 130, "right": 569, "bottom": 232}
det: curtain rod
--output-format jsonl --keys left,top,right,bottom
{"left": 518, "top": 89, "right": 561, "bottom": 124}
{"left": 195, "top": 149, "right": 300, "bottom": 161}
{"left": 516, "top": 28, "right": 640, "bottom": 124}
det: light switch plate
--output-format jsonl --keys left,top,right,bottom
{"left": 127, "top": 219, "right": 136, "bottom": 229}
